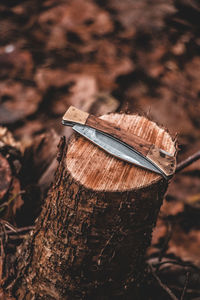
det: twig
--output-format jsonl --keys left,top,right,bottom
{"left": 0, "top": 191, "right": 25, "bottom": 213}
{"left": 169, "top": 285, "right": 200, "bottom": 296}
{"left": 176, "top": 151, "right": 200, "bottom": 173}
{"left": 149, "top": 259, "right": 200, "bottom": 273}
{"left": 0, "top": 220, "right": 17, "bottom": 232}
{"left": 0, "top": 226, "right": 34, "bottom": 238}
{"left": 149, "top": 264, "right": 179, "bottom": 300}
{"left": 180, "top": 271, "right": 190, "bottom": 300}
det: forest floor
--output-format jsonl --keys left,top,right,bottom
{"left": 0, "top": 1, "right": 200, "bottom": 299}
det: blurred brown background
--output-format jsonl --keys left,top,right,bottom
{"left": 1, "top": 1, "right": 200, "bottom": 299}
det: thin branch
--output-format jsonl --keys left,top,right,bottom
{"left": 0, "top": 226, "right": 34, "bottom": 238}
{"left": 149, "top": 259, "right": 200, "bottom": 273}
{"left": 0, "top": 191, "right": 25, "bottom": 213}
{"left": 0, "top": 220, "right": 17, "bottom": 232}
{"left": 149, "top": 264, "right": 179, "bottom": 300}
{"left": 180, "top": 271, "right": 190, "bottom": 300}
{"left": 169, "top": 285, "right": 200, "bottom": 296}
{"left": 176, "top": 151, "right": 200, "bottom": 173}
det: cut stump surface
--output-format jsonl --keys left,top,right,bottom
{"left": 67, "top": 113, "right": 176, "bottom": 191}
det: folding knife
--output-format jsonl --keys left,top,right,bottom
{"left": 62, "top": 106, "right": 176, "bottom": 180}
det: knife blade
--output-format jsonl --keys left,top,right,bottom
{"left": 73, "top": 124, "right": 165, "bottom": 177}
{"left": 62, "top": 106, "right": 176, "bottom": 179}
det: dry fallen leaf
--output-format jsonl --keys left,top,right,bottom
{"left": 0, "top": 81, "right": 41, "bottom": 124}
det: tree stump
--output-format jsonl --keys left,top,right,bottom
{"left": 8, "top": 113, "right": 176, "bottom": 300}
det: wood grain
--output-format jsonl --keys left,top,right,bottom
{"left": 66, "top": 113, "right": 176, "bottom": 191}
{"left": 86, "top": 114, "right": 151, "bottom": 156}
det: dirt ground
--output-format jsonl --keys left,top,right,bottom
{"left": 0, "top": 1, "right": 200, "bottom": 299}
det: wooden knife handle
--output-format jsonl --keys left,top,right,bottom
{"left": 86, "top": 114, "right": 152, "bottom": 156}
{"left": 63, "top": 106, "right": 176, "bottom": 177}
{"left": 62, "top": 106, "right": 152, "bottom": 155}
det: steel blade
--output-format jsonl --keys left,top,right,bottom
{"left": 72, "top": 124, "right": 165, "bottom": 177}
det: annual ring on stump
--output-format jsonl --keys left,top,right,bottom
{"left": 66, "top": 113, "right": 176, "bottom": 191}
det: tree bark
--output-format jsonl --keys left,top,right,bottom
{"left": 7, "top": 113, "right": 176, "bottom": 299}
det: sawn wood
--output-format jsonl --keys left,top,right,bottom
{"left": 62, "top": 106, "right": 176, "bottom": 178}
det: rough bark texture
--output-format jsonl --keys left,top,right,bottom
{"left": 7, "top": 113, "right": 176, "bottom": 299}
